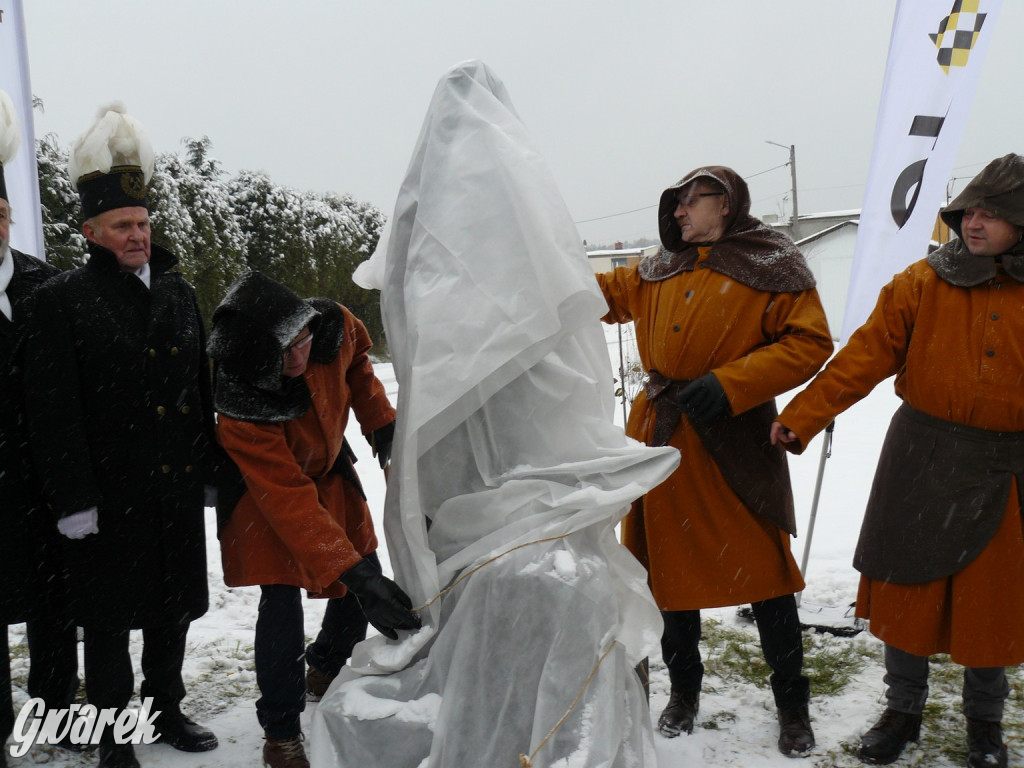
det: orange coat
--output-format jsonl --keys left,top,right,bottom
{"left": 779, "top": 259, "right": 1024, "bottom": 666}
{"left": 218, "top": 310, "right": 395, "bottom": 596}
{"left": 598, "top": 248, "right": 833, "bottom": 610}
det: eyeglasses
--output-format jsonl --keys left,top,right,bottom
{"left": 676, "top": 191, "right": 725, "bottom": 209}
{"left": 284, "top": 332, "right": 314, "bottom": 356}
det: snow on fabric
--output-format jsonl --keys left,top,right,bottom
{"left": 313, "top": 59, "right": 679, "bottom": 768}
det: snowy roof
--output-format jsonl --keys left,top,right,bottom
{"left": 797, "top": 208, "right": 861, "bottom": 221}
{"left": 587, "top": 245, "right": 659, "bottom": 258}
{"left": 795, "top": 219, "right": 859, "bottom": 246}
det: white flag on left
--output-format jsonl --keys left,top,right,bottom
{"left": 0, "top": 0, "right": 44, "bottom": 258}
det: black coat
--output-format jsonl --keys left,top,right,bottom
{"left": 22, "top": 242, "right": 217, "bottom": 629}
{"left": 0, "top": 249, "right": 64, "bottom": 624}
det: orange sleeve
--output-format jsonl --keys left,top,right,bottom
{"left": 595, "top": 267, "right": 640, "bottom": 324}
{"left": 715, "top": 288, "right": 834, "bottom": 416}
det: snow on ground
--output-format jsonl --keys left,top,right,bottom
{"left": 5, "top": 329, "right": 1022, "bottom": 767}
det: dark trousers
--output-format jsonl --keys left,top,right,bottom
{"left": 83, "top": 621, "right": 189, "bottom": 742}
{"left": 662, "top": 593, "right": 809, "bottom": 708}
{"left": 255, "top": 575, "right": 369, "bottom": 739}
{"left": 2, "top": 616, "right": 79, "bottom": 743}
{"left": 27, "top": 614, "right": 80, "bottom": 708}
{"left": 883, "top": 644, "right": 1008, "bottom": 722}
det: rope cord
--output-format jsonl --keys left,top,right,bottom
{"left": 411, "top": 532, "right": 572, "bottom": 612}
{"left": 408, "top": 532, "right": 620, "bottom": 767}
{"left": 518, "top": 642, "right": 620, "bottom": 767}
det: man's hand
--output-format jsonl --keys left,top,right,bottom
{"left": 339, "top": 558, "right": 421, "bottom": 640}
{"left": 675, "top": 374, "right": 729, "bottom": 424}
{"left": 368, "top": 422, "right": 395, "bottom": 470}
{"left": 57, "top": 507, "right": 99, "bottom": 539}
{"left": 770, "top": 421, "right": 801, "bottom": 453}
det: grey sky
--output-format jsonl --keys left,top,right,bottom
{"left": 22, "top": 1, "right": 1023, "bottom": 245}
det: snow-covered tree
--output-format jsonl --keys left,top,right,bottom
{"left": 36, "top": 133, "right": 86, "bottom": 270}
{"left": 35, "top": 132, "right": 386, "bottom": 351}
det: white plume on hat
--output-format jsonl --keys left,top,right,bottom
{"left": 0, "top": 90, "right": 21, "bottom": 166}
{"left": 67, "top": 101, "right": 154, "bottom": 184}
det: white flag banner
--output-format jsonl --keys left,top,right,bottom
{"left": 0, "top": 0, "right": 44, "bottom": 258}
{"left": 841, "top": 0, "right": 1002, "bottom": 342}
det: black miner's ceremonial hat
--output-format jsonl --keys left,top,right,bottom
{"left": 68, "top": 102, "right": 154, "bottom": 219}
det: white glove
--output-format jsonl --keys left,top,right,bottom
{"left": 203, "top": 485, "right": 218, "bottom": 507}
{"left": 58, "top": 507, "right": 99, "bottom": 539}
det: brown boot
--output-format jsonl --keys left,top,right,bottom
{"left": 966, "top": 717, "right": 1007, "bottom": 768}
{"left": 657, "top": 689, "right": 699, "bottom": 737}
{"left": 263, "top": 735, "right": 309, "bottom": 768}
{"left": 306, "top": 663, "right": 338, "bottom": 700}
{"left": 857, "top": 708, "right": 921, "bottom": 765}
{"left": 777, "top": 704, "right": 815, "bottom": 756}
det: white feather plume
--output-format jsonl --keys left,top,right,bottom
{"left": 67, "top": 101, "right": 154, "bottom": 184}
{"left": 0, "top": 90, "right": 21, "bottom": 167}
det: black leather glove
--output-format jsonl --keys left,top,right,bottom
{"left": 339, "top": 558, "right": 421, "bottom": 640}
{"left": 367, "top": 422, "right": 395, "bottom": 469}
{"left": 675, "top": 373, "right": 729, "bottom": 424}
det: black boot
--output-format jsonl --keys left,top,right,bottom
{"left": 98, "top": 743, "right": 141, "bottom": 768}
{"left": 657, "top": 689, "right": 699, "bottom": 737}
{"left": 777, "top": 704, "right": 815, "bottom": 756}
{"left": 152, "top": 707, "right": 218, "bottom": 752}
{"left": 857, "top": 708, "right": 922, "bottom": 765}
{"left": 966, "top": 717, "right": 1007, "bottom": 768}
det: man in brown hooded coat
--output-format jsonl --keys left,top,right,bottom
{"left": 773, "top": 153, "right": 1024, "bottom": 768}
{"left": 598, "top": 166, "right": 833, "bottom": 756}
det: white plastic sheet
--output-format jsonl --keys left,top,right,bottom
{"left": 313, "top": 60, "right": 678, "bottom": 768}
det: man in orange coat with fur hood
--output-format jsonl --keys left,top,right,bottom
{"left": 209, "top": 272, "right": 420, "bottom": 768}
{"left": 598, "top": 166, "right": 833, "bottom": 756}
{"left": 773, "top": 153, "right": 1024, "bottom": 768}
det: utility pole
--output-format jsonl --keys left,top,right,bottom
{"left": 766, "top": 141, "right": 798, "bottom": 236}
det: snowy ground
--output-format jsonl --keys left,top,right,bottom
{"left": 6, "top": 329, "right": 1022, "bottom": 767}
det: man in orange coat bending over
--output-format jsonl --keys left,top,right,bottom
{"left": 209, "top": 272, "right": 420, "bottom": 768}
{"left": 773, "top": 154, "right": 1024, "bottom": 768}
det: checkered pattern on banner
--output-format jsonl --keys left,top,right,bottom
{"left": 929, "top": 0, "right": 987, "bottom": 72}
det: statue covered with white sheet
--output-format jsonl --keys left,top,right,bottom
{"left": 311, "top": 60, "right": 679, "bottom": 768}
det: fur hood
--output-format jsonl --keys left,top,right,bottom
{"left": 646, "top": 165, "right": 816, "bottom": 293}
{"left": 941, "top": 153, "right": 1024, "bottom": 238}
{"left": 207, "top": 272, "right": 346, "bottom": 422}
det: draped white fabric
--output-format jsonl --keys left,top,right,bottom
{"left": 312, "top": 60, "right": 678, "bottom": 768}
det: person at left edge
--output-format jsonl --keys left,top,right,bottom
{"left": 0, "top": 88, "right": 78, "bottom": 767}
{"left": 21, "top": 104, "right": 220, "bottom": 768}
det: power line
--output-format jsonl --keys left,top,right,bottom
{"left": 744, "top": 161, "right": 790, "bottom": 180}
{"left": 575, "top": 160, "right": 792, "bottom": 226}
{"left": 575, "top": 204, "right": 656, "bottom": 226}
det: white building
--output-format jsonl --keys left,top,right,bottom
{"left": 586, "top": 244, "right": 660, "bottom": 273}
{"left": 797, "top": 220, "right": 859, "bottom": 339}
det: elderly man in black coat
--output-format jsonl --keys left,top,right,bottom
{"left": 21, "top": 105, "right": 219, "bottom": 768}
{"left": 0, "top": 91, "right": 77, "bottom": 768}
